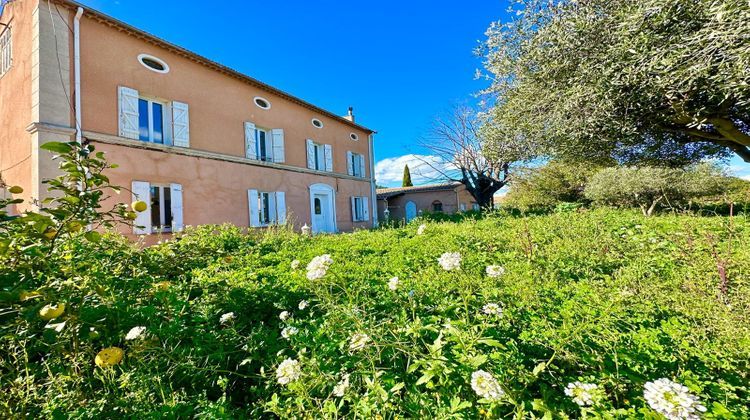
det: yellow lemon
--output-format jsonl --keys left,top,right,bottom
{"left": 39, "top": 303, "right": 65, "bottom": 320}
{"left": 154, "top": 281, "right": 171, "bottom": 291}
{"left": 131, "top": 200, "right": 148, "bottom": 213}
{"left": 67, "top": 221, "right": 83, "bottom": 233}
{"left": 124, "top": 211, "right": 138, "bottom": 220}
{"left": 95, "top": 347, "right": 124, "bottom": 368}
{"left": 8, "top": 186, "right": 23, "bottom": 194}
{"left": 43, "top": 229, "right": 58, "bottom": 240}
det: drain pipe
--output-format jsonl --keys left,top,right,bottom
{"left": 73, "top": 6, "right": 83, "bottom": 144}
{"left": 368, "top": 133, "right": 378, "bottom": 227}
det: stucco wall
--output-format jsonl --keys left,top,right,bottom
{"left": 378, "top": 186, "right": 477, "bottom": 221}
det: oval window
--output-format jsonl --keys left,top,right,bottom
{"left": 350, "top": 133, "right": 359, "bottom": 141}
{"left": 254, "top": 96, "right": 271, "bottom": 110}
{"left": 311, "top": 118, "right": 324, "bottom": 129}
{"left": 137, "top": 54, "right": 169, "bottom": 74}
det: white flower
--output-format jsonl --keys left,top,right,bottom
{"left": 643, "top": 378, "right": 706, "bottom": 420}
{"left": 470, "top": 370, "right": 505, "bottom": 401}
{"left": 485, "top": 265, "right": 506, "bottom": 278}
{"left": 333, "top": 374, "right": 350, "bottom": 397}
{"left": 417, "top": 224, "right": 427, "bottom": 235}
{"left": 281, "top": 326, "right": 298, "bottom": 339}
{"left": 349, "top": 333, "right": 371, "bottom": 352}
{"left": 482, "top": 303, "right": 503, "bottom": 317}
{"left": 279, "top": 311, "right": 291, "bottom": 321}
{"left": 438, "top": 252, "right": 462, "bottom": 271}
{"left": 565, "top": 381, "right": 598, "bottom": 406}
{"left": 125, "top": 326, "right": 146, "bottom": 341}
{"left": 291, "top": 259, "right": 301, "bottom": 270}
{"left": 306, "top": 254, "right": 334, "bottom": 280}
{"left": 276, "top": 358, "right": 301, "bottom": 385}
{"left": 388, "top": 276, "right": 400, "bottom": 291}
{"left": 219, "top": 312, "right": 236, "bottom": 324}
{"left": 298, "top": 300, "right": 309, "bottom": 310}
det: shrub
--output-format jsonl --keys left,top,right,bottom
{"left": 504, "top": 160, "right": 603, "bottom": 212}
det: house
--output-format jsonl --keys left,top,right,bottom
{"left": 0, "top": 0, "right": 376, "bottom": 239}
{"left": 376, "top": 183, "right": 478, "bottom": 222}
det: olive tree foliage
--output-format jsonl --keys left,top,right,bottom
{"left": 584, "top": 164, "right": 728, "bottom": 216}
{"left": 417, "top": 107, "right": 531, "bottom": 208}
{"left": 480, "top": 0, "right": 750, "bottom": 165}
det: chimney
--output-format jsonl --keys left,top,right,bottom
{"left": 343, "top": 106, "right": 355, "bottom": 122}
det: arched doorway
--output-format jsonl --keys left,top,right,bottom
{"left": 405, "top": 201, "right": 417, "bottom": 222}
{"left": 309, "top": 183, "right": 336, "bottom": 233}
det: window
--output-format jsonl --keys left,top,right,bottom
{"left": 138, "top": 54, "right": 169, "bottom": 73}
{"left": 311, "top": 142, "right": 325, "bottom": 170}
{"left": 138, "top": 98, "right": 165, "bottom": 143}
{"left": 351, "top": 196, "right": 370, "bottom": 222}
{"left": 0, "top": 27, "right": 11, "bottom": 77}
{"left": 150, "top": 185, "right": 173, "bottom": 233}
{"left": 254, "top": 97, "right": 271, "bottom": 110}
{"left": 348, "top": 152, "right": 366, "bottom": 178}
{"left": 256, "top": 128, "right": 272, "bottom": 161}
{"left": 472, "top": 203, "right": 481, "bottom": 211}
{"left": 314, "top": 197, "right": 322, "bottom": 215}
{"left": 350, "top": 133, "right": 359, "bottom": 141}
{"left": 432, "top": 200, "right": 443, "bottom": 212}
{"left": 311, "top": 118, "right": 324, "bottom": 129}
{"left": 248, "top": 190, "right": 286, "bottom": 227}
{"left": 259, "top": 192, "right": 272, "bottom": 224}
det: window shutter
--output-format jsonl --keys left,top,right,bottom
{"left": 351, "top": 197, "right": 358, "bottom": 222}
{"left": 131, "top": 181, "right": 151, "bottom": 234}
{"left": 306, "top": 139, "right": 315, "bottom": 169}
{"left": 363, "top": 196, "right": 370, "bottom": 221}
{"left": 358, "top": 155, "right": 366, "bottom": 178}
{"left": 346, "top": 151, "right": 353, "bottom": 176}
{"left": 172, "top": 101, "right": 190, "bottom": 147}
{"left": 268, "top": 192, "right": 277, "bottom": 224}
{"left": 244, "top": 122, "right": 257, "bottom": 159}
{"left": 170, "top": 183, "right": 184, "bottom": 232}
{"left": 271, "top": 128, "right": 285, "bottom": 163}
{"left": 248, "top": 189, "right": 260, "bottom": 227}
{"left": 275, "top": 191, "right": 287, "bottom": 224}
{"left": 118, "top": 86, "right": 139, "bottom": 139}
{"left": 324, "top": 144, "right": 333, "bottom": 172}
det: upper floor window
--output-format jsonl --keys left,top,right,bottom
{"left": 311, "top": 118, "right": 324, "bottom": 129}
{"left": 432, "top": 200, "right": 443, "bottom": 212}
{"left": 118, "top": 86, "right": 190, "bottom": 147}
{"left": 350, "top": 133, "right": 359, "bottom": 141}
{"left": 254, "top": 97, "right": 271, "bottom": 110}
{"left": 139, "top": 98, "right": 165, "bottom": 144}
{"left": 244, "top": 122, "right": 285, "bottom": 163}
{"left": 306, "top": 140, "right": 332, "bottom": 172}
{"left": 0, "top": 27, "right": 12, "bottom": 77}
{"left": 347, "top": 151, "right": 366, "bottom": 178}
{"left": 138, "top": 54, "right": 169, "bottom": 74}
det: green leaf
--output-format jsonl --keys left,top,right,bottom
{"left": 415, "top": 373, "right": 433, "bottom": 386}
{"left": 84, "top": 231, "right": 101, "bottom": 243}
{"left": 40, "top": 142, "right": 73, "bottom": 154}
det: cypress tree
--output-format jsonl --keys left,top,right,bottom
{"left": 402, "top": 165, "right": 413, "bottom": 187}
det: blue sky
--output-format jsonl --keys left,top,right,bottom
{"left": 74, "top": 0, "right": 750, "bottom": 186}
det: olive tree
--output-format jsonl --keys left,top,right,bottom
{"left": 480, "top": 0, "right": 750, "bottom": 165}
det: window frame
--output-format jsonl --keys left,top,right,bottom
{"left": 149, "top": 184, "right": 173, "bottom": 233}
{"left": 0, "top": 25, "right": 12, "bottom": 77}
{"left": 137, "top": 53, "right": 170, "bottom": 74}
{"left": 350, "top": 152, "right": 365, "bottom": 177}
{"left": 353, "top": 197, "right": 365, "bottom": 221}
{"left": 312, "top": 142, "right": 325, "bottom": 171}
{"left": 432, "top": 200, "right": 444, "bottom": 212}
{"left": 255, "top": 127, "right": 274, "bottom": 162}
{"left": 138, "top": 96, "right": 167, "bottom": 144}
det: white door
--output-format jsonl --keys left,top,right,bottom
{"left": 405, "top": 201, "right": 417, "bottom": 222}
{"left": 312, "top": 193, "right": 334, "bottom": 233}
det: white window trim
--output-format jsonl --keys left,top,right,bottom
{"left": 150, "top": 183, "right": 173, "bottom": 234}
{"left": 138, "top": 96, "right": 169, "bottom": 144}
{"left": 350, "top": 133, "right": 359, "bottom": 141}
{"left": 255, "top": 127, "right": 273, "bottom": 162}
{"left": 254, "top": 96, "right": 271, "bottom": 110}
{"left": 137, "top": 53, "right": 170, "bottom": 74}
{"left": 311, "top": 118, "right": 324, "bottom": 129}
{"left": 0, "top": 26, "right": 12, "bottom": 78}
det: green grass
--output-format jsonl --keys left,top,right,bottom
{"left": 2, "top": 209, "right": 749, "bottom": 418}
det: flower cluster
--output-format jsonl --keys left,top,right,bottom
{"left": 417, "top": 224, "right": 427, "bottom": 235}
{"left": 219, "top": 312, "right": 235, "bottom": 324}
{"left": 438, "top": 252, "right": 462, "bottom": 271}
{"left": 388, "top": 276, "right": 400, "bottom": 291}
{"left": 279, "top": 311, "right": 291, "bottom": 321}
{"left": 485, "top": 265, "right": 506, "bottom": 278}
{"left": 276, "top": 358, "right": 301, "bottom": 385}
{"left": 565, "top": 381, "right": 599, "bottom": 406}
{"left": 281, "top": 326, "right": 298, "bottom": 339}
{"left": 349, "top": 333, "right": 371, "bottom": 352}
{"left": 644, "top": 378, "right": 706, "bottom": 420}
{"left": 291, "top": 259, "right": 301, "bottom": 270}
{"left": 306, "top": 254, "right": 334, "bottom": 280}
{"left": 298, "top": 300, "right": 309, "bottom": 310}
{"left": 482, "top": 303, "right": 503, "bottom": 317}
{"left": 332, "top": 374, "right": 350, "bottom": 397}
{"left": 125, "top": 326, "right": 146, "bottom": 341}
{"left": 470, "top": 370, "right": 505, "bottom": 401}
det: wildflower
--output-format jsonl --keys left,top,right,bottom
{"left": 279, "top": 311, "right": 291, "bottom": 321}
{"left": 220, "top": 312, "right": 236, "bottom": 324}
{"left": 333, "top": 374, "right": 350, "bottom": 397}
{"left": 482, "top": 303, "right": 503, "bottom": 317}
{"left": 276, "top": 358, "right": 301, "bottom": 385}
{"left": 417, "top": 224, "right": 427, "bottom": 235}
{"left": 470, "top": 370, "right": 505, "bottom": 401}
{"left": 388, "top": 276, "right": 400, "bottom": 291}
{"left": 643, "top": 378, "right": 706, "bottom": 420}
{"left": 291, "top": 259, "right": 301, "bottom": 270}
{"left": 565, "top": 381, "right": 599, "bottom": 406}
{"left": 95, "top": 347, "right": 124, "bottom": 368}
{"left": 485, "top": 265, "right": 505, "bottom": 278}
{"left": 349, "top": 333, "right": 371, "bottom": 352}
{"left": 306, "top": 254, "right": 334, "bottom": 280}
{"left": 125, "top": 326, "right": 146, "bottom": 341}
{"left": 281, "top": 326, "right": 299, "bottom": 339}
{"left": 438, "top": 252, "right": 462, "bottom": 271}
{"left": 298, "top": 300, "right": 309, "bottom": 310}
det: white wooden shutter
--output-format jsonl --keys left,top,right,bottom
{"left": 358, "top": 155, "right": 366, "bottom": 178}
{"left": 245, "top": 122, "right": 257, "bottom": 159}
{"left": 346, "top": 151, "right": 353, "bottom": 176}
{"left": 271, "top": 129, "right": 285, "bottom": 163}
{"left": 306, "top": 140, "right": 315, "bottom": 169}
{"left": 118, "top": 86, "right": 140, "bottom": 140}
{"left": 351, "top": 197, "right": 358, "bottom": 222}
{"left": 131, "top": 181, "right": 151, "bottom": 234}
{"left": 363, "top": 196, "right": 370, "bottom": 221}
{"left": 248, "top": 189, "right": 260, "bottom": 227}
{"left": 268, "top": 192, "right": 277, "bottom": 224}
{"left": 170, "top": 183, "right": 184, "bottom": 232}
{"left": 172, "top": 101, "right": 190, "bottom": 147}
{"left": 275, "top": 192, "right": 287, "bottom": 224}
{"left": 324, "top": 144, "right": 333, "bottom": 172}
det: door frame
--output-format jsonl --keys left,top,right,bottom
{"left": 405, "top": 200, "right": 417, "bottom": 222}
{"left": 309, "top": 183, "right": 337, "bottom": 233}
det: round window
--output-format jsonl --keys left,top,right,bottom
{"left": 137, "top": 54, "right": 169, "bottom": 74}
{"left": 311, "top": 118, "right": 324, "bottom": 129}
{"left": 254, "top": 97, "right": 271, "bottom": 110}
{"left": 350, "top": 133, "right": 359, "bottom": 141}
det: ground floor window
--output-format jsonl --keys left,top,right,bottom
{"left": 131, "top": 181, "right": 183, "bottom": 235}
{"left": 351, "top": 196, "right": 370, "bottom": 222}
{"left": 248, "top": 190, "right": 286, "bottom": 227}
{"left": 150, "top": 185, "right": 173, "bottom": 232}
{"left": 432, "top": 200, "right": 443, "bottom": 212}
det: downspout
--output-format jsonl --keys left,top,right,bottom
{"left": 73, "top": 7, "right": 83, "bottom": 144}
{"left": 368, "top": 133, "right": 378, "bottom": 227}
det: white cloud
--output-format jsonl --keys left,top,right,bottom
{"left": 375, "top": 154, "right": 454, "bottom": 187}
